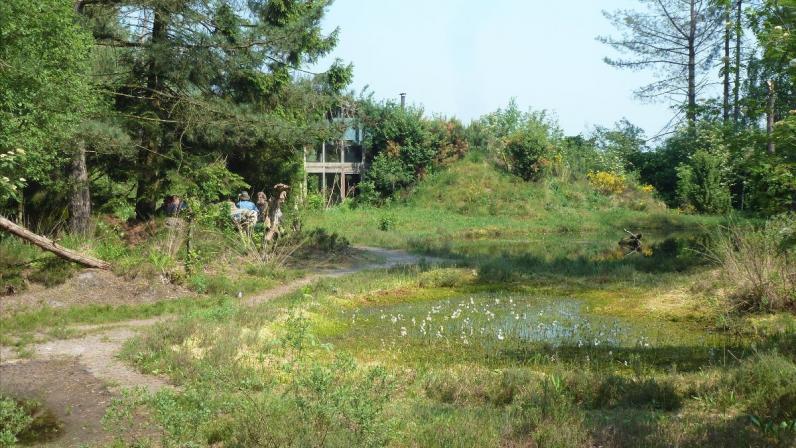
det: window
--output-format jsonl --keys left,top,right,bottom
{"left": 306, "top": 142, "right": 323, "bottom": 162}
{"left": 343, "top": 142, "right": 363, "bottom": 163}
{"left": 325, "top": 141, "right": 341, "bottom": 163}
{"left": 343, "top": 126, "right": 361, "bottom": 143}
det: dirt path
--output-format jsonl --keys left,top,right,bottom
{"left": 0, "top": 247, "right": 442, "bottom": 447}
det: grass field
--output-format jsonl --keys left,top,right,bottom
{"left": 103, "top": 159, "right": 796, "bottom": 447}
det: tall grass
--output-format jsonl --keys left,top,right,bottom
{"left": 711, "top": 215, "right": 795, "bottom": 312}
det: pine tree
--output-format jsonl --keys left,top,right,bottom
{"left": 78, "top": 0, "right": 352, "bottom": 217}
{"left": 599, "top": 0, "right": 725, "bottom": 128}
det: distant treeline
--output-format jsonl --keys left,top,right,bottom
{"left": 1, "top": 0, "right": 794, "bottom": 235}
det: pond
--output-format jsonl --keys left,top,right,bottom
{"left": 326, "top": 232, "right": 738, "bottom": 369}
{"left": 339, "top": 290, "right": 722, "bottom": 352}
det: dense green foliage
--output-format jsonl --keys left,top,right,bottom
{"left": 355, "top": 100, "right": 468, "bottom": 201}
{"left": 0, "top": 397, "right": 32, "bottom": 447}
{"left": 0, "top": 0, "right": 96, "bottom": 204}
{"left": 1, "top": 0, "right": 352, "bottom": 225}
{"left": 595, "top": 0, "right": 796, "bottom": 216}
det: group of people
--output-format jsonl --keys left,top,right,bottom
{"left": 228, "top": 191, "right": 265, "bottom": 228}
{"left": 158, "top": 184, "right": 290, "bottom": 240}
{"left": 229, "top": 184, "right": 290, "bottom": 240}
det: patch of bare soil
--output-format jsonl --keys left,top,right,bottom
{"left": 0, "top": 319, "right": 173, "bottom": 394}
{"left": 0, "top": 359, "right": 160, "bottom": 447}
{"left": 0, "top": 269, "right": 189, "bottom": 314}
{"left": 0, "top": 247, "right": 446, "bottom": 447}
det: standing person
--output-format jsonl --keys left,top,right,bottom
{"left": 265, "top": 184, "right": 290, "bottom": 241}
{"left": 236, "top": 192, "right": 257, "bottom": 212}
{"left": 255, "top": 191, "right": 270, "bottom": 227}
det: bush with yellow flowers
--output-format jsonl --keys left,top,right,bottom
{"left": 640, "top": 184, "right": 656, "bottom": 194}
{"left": 587, "top": 171, "right": 627, "bottom": 196}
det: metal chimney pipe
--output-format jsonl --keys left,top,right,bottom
{"left": 400, "top": 92, "right": 406, "bottom": 109}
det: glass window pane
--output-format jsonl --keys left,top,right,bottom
{"left": 343, "top": 142, "right": 362, "bottom": 163}
{"left": 306, "top": 142, "right": 323, "bottom": 162}
{"left": 325, "top": 141, "right": 341, "bottom": 162}
{"left": 343, "top": 126, "right": 359, "bottom": 142}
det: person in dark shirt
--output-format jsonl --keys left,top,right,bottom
{"left": 162, "top": 195, "right": 181, "bottom": 216}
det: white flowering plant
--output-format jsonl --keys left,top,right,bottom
{"left": 0, "top": 148, "right": 26, "bottom": 203}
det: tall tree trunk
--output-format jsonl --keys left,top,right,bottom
{"left": 732, "top": 0, "right": 743, "bottom": 126}
{"left": 68, "top": 141, "right": 91, "bottom": 235}
{"left": 723, "top": 5, "right": 731, "bottom": 125}
{"left": 766, "top": 79, "right": 776, "bottom": 154}
{"left": 687, "top": 0, "right": 698, "bottom": 129}
{"left": 135, "top": 8, "right": 167, "bottom": 219}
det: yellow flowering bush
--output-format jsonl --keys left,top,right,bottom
{"left": 587, "top": 171, "right": 627, "bottom": 195}
{"left": 640, "top": 184, "right": 656, "bottom": 194}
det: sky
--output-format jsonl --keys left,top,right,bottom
{"left": 313, "top": 0, "right": 682, "bottom": 138}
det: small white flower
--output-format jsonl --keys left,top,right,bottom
{"left": 18, "top": 177, "right": 25, "bottom": 182}
{"left": 400, "top": 327, "right": 407, "bottom": 337}
{"left": 15, "top": 148, "right": 24, "bottom": 154}
{"left": 1, "top": 176, "right": 9, "bottom": 182}
{"left": 497, "top": 329, "right": 505, "bottom": 341}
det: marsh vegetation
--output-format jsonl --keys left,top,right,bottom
{"left": 99, "top": 160, "right": 795, "bottom": 447}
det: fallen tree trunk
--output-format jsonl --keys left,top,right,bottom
{"left": 0, "top": 216, "right": 111, "bottom": 270}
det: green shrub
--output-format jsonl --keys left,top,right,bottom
{"left": 378, "top": 215, "right": 394, "bottom": 231}
{"left": 0, "top": 397, "right": 59, "bottom": 447}
{"left": 676, "top": 149, "right": 732, "bottom": 214}
{"left": 352, "top": 180, "right": 381, "bottom": 207}
{"left": 103, "top": 197, "right": 136, "bottom": 222}
{"left": 205, "top": 275, "right": 236, "bottom": 296}
{"left": 188, "top": 273, "right": 209, "bottom": 293}
{"left": 366, "top": 153, "right": 413, "bottom": 197}
{"left": 306, "top": 192, "right": 324, "bottom": 210}
{"left": 504, "top": 119, "right": 556, "bottom": 181}
{"left": 302, "top": 228, "right": 350, "bottom": 253}
{"left": 0, "top": 397, "right": 32, "bottom": 447}
{"left": 711, "top": 215, "right": 796, "bottom": 311}
{"left": 416, "top": 268, "right": 470, "bottom": 288}
{"left": 731, "top": 353, "right": 796, "bottom": 427}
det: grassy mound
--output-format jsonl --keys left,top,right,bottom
{"left": 409, "top": 153, "right": 665, "bottom": 217}
{"left": 306, "top": 155, "right": 717, "bottom": 249}
{"left": 408, "top": 154, "right": 608, "bottom": 217}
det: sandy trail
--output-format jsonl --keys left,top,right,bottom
{"left": 0, "top": 247, "right": 442, "bottom": 392}
{"left": 0, "top": 247, "right": 443, "bottom": 446}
